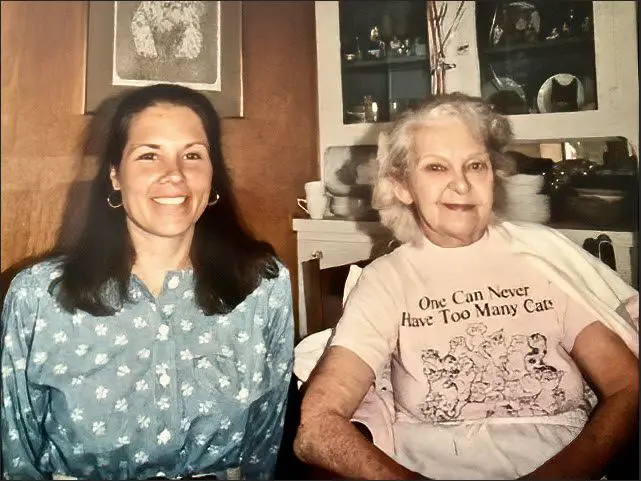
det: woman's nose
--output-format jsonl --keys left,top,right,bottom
{"left": 161, "top": 159, "right": 185, "bottom": 182}
{"left": 448, "top": 172, "right": 471, "bottom": 194}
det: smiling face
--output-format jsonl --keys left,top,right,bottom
{"left": 110, "top": 103, "right": 213, "bottom": 243}
{"left": 393, "top": 119, "right": 494, "bottom": 247}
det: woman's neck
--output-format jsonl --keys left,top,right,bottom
{"left": 128, "top": 223, "right": 194, "bottom": 297}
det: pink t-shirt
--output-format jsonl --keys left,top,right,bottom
{"left": 331, "top": 228, "right": 598, "bottom": 424}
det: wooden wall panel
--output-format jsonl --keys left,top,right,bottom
{"left": 1, "top": 1, "right": 319, "bottom": 328}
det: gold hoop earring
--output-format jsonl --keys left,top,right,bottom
{"left": 208, "top": 192, "right": 220, "bottom": 207}
{"left": 107, "top": 190, "right": 123, "bottom": 209}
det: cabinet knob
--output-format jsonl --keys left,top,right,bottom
{"left": 311, "top": 250, "right": 323, "bottom": 260}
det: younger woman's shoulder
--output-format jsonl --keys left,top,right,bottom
{"left": 7, "top": 257, "right": 64, "bottom": 292}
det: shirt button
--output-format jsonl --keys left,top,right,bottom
{"left": 157, "top": 324, "right": 169, "bottom": 341}
{"left": 159, "top": 372, "right": 171, "bottom": 388}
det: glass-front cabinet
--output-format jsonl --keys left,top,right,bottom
{"left": 314, "top": 1, "right": 638, "bottom": 166}
{"left": 339, "top": 1, "right": 430, "bottom": 125}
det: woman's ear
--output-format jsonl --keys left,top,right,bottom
{"left": 391, "top": 178, "right": 414, "bottom": 206}
{"left": 109, "top": 166, "right": 121, "bottom": 191}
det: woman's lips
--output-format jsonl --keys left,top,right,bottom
{"left": 442, "top": 203, "right": 474, "bottom": 211}
{"left": 152, "top": 196, "right": 187, "bottom": 205}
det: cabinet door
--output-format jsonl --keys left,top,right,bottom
{"left": 443, "top": 1, "right": 638, "bottom": 151}
{"left": 315, "top": 1, "right": 432, "bottom": 161}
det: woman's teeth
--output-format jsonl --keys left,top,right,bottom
{"left": 153, "top": 196, "right": 186, "bottom": 205}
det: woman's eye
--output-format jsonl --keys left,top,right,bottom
{"left": 426, "top": 164, "right": 446, "bottom": 172}
{"left": 184, "top": 152, "right": 202, "bottom": 160}
{"left": 137, "top": 152, "right": 157, "bottom": 161}
{"left": 468, "top": 161, "right": 489, "bottom": 171}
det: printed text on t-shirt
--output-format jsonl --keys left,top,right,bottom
{"left": 401, "top": 284, "right": 554, "bottom": 327}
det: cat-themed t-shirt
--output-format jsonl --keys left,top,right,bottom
{"left": 331, "top": 229, "right": 598, "bottom": 424}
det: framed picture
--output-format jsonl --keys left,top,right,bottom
{"left": 85, "top": 1, "right": 243, "bottom": 117}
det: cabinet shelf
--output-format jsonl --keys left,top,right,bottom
{"left": 342, "top": 55, "right": 429, "bottom": 70}
{"left": 482, "top": 37, "right": 594, "bottom": 56}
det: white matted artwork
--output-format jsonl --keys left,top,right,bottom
{"left": 113, "top": 1, "right": 221, "bottom": 91}
{"left": 85, "top": 1, "right": 243, "bottom": 117}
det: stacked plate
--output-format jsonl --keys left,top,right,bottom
{"left": 503, "top": 174, "right": 550, "bottom": 224}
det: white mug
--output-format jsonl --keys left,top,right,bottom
{"left": 297, "top": 194, "right": 328, "bottom": 219}
{"left": 304, "top": 180, "right": 325, "bottom": 197}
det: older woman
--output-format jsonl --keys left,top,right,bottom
{"left": 294, "top": 93, "right": 638, "bottom": 479}
{"left": 1, "top": 84, "right": 294, "bottom": 480}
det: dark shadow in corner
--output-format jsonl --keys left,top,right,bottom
{"left": 0, "top": 92, "right": 124, "bottom": 304}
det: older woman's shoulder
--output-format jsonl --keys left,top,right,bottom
{"left": 494, "top": 219, "right": 573, "bottom": 243}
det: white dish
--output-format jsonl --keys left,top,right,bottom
{"left": 536, "top": 73, "right": 585, "bottom": 113}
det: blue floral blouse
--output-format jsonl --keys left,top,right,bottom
{"left": 1, "top": 259, "right": 294, "bottom": 480}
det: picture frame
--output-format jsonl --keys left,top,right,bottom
{"left": 85, "top": 1, "right": 243, "bottom": 117}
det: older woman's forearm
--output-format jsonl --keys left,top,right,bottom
{"left": 524, "top": 385, "right": 639, "bottom": 479}
{"left": 294, "top": 411, "right": 416, "bottom": 480}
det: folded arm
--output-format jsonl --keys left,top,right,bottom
{"left": 524, "top": 321, "right": 639, "bottom": 479}
{"left": 294, "top": 346, "right": 419, "bottom": 480}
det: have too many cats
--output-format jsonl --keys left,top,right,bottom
{"left": 401, "top": 284, "right": 554, "bottom": 327}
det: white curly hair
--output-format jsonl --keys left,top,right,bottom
{"left": 372, "top": 92, "right": 516, "bottom": 245}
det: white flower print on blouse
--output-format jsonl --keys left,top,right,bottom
{"left": 72, "top": 443, "right": 84, "bottom": 455}
{"left": 254, "top": 342, "right": 267, "bottom": 355}
{"left": 94, "top": 324, "right": 108, "bottom": 336}
{"left": 92, "top": 421, "right": 106, "bottom": 436}
{"left": 180, "top": 349, "right": 193, "bottom": 360}
{"left": 95, "top": 386, "right": 109, "bottom": 400}
{"left": 34, "top": 319, "right": 47, "bottom": 333}
{"left": 167, "top": 275, "right": 180, "bottom": 290}
{"left": 14, "top": 359, "right": 26, "bottom": 371}
{"left": 53, "top": 331, "right": 68, "bottom": 344}
{"left": 181, "top": 382, "right": 194, "bottom": 397}
{"left": 183, "top": 289, "right": 194, "bottom": 299}
{"left": 94, "top": 353, "right": 108, "bottom": 365}
{"left": 180, "top": 319, "right": 193, "bottom": 331}
{"left": 157, "top": 428, "right": 171, "bottom": 445}
{"left": 137, "top": 415, "right": 151, "bottom": 429}
{"left": 72, "top": 312, "right": 85, "bottom": 326}
{"left": 198, "top": 332, "right": 212, "bottom": 344}
{"left": 135, "top": 379, "right": 149, "bottom": 391}
{"left": 138, "top": 348, "right": 151, "bottom": 359}
{"left": 235, "top": 387, "right": 249, "bottom": 405}
{"left": 117, "top": 365, "right": 131, "bottom": 377}
{"left": 53, "top": 364, "right": 68, "bottom": 375}
{"left": 156, "top": 396, "right": 170, "bottom": 410}
{"left": 198, "top": 401, "right": 213, "bottom": 414}
{"left": 217, "top": 316, "right": 230, "bottom": 327}
{"left": 237, "top": 331, "right": 249, "bottom": 343}
{"left": 196, "top": 357, "right": 212, "bottom": 369}
{"left": 71, "top": 376, "right": 84, "bottom": 386}
{"left": 114, "top": 334, "right": 128, "bottom": 346}
{"left": 114, "top": 398, "right": 128, "bottom": 412}
{"left": 116, "top": 436, "right": 130, "bottom": 448}
{"left": 220, "top": 345, "right": 233, "bottom": 357}
{"left": 133, "top": 317, "right": 148, "bottom": 329}
{"left": 134, "top": 451, "right": 149, "bottom": 464}
{"left": 75, "top": 344, "right": 89, "bottom": 357}
{"left": 33, "top": 352, "right": 48, "bottom": 365}
{"left": 218, "top": 376, "right": 230, "bottom": 389}
{"left": 9, "top": 429, "right": 19, "bottom": 441}
{"left": 161, "top": 304, "right": 175, "bottom": 316}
